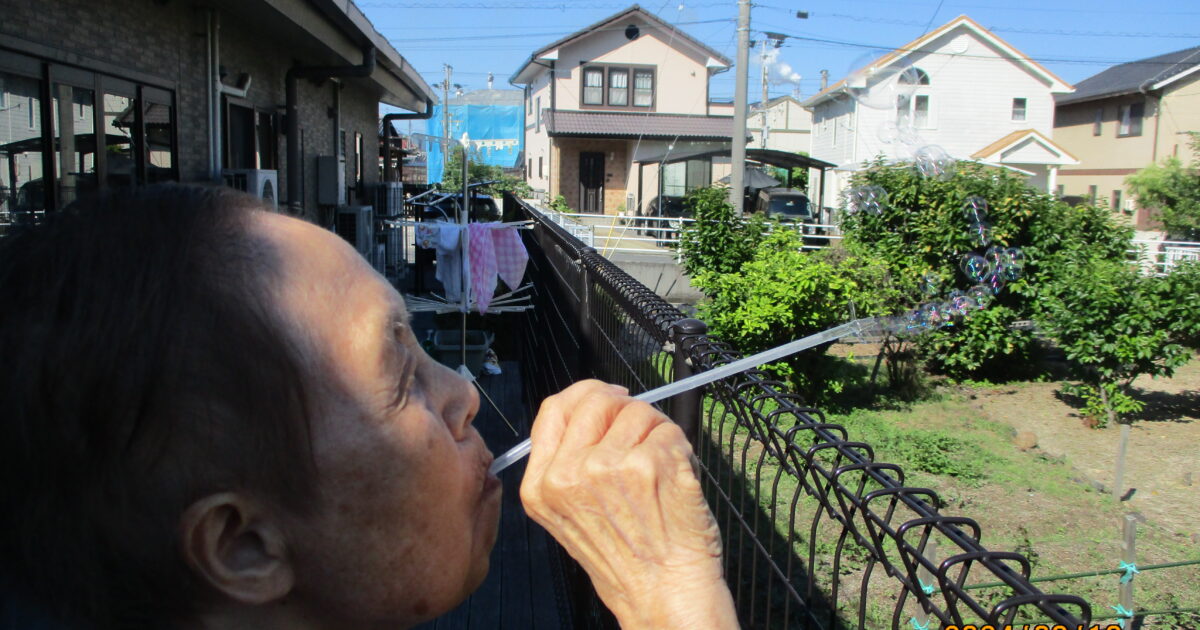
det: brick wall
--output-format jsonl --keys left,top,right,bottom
{"left": 554, "top": 137, "right": 630, "bottom": 214}
{"left": 0, "top": 0, "right": 385, "bottom": 221}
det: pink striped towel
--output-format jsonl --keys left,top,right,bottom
{"left": 491, "top": 226, "right": 529, "bottom": 291}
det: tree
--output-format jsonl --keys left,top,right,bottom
{"left": 440, "top": 146, "right": 532, "bottom": 199}
{"left": 692, "top": 228, "right": 895, "bottom": 401}
{"left": 1037, "top": 258, "right": 1190, "bottom": 427}
{"left": 1126, "top": 132, "right": 1200, "bottom": 240}
{"left": 675, "top": 186, "right": 769, "bottom": 280}
{"left": 841, "top": 160, "right": 1132, "bottom": 381}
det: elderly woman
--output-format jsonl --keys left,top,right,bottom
{"left": 0, "top": 185, "right": 737, "bottom": 629}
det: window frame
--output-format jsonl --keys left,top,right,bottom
{"left": 1011, "top": 97, "right": 1027, "bottom": 122}
{"left": 578, "top": 62, "right": 656, "bottom": 111}
{"left": 1117, "top": 102, "right": 1144, "bottom": 137}
{"left": 1092, "top": 107, "right": 1103, "bottom": 136}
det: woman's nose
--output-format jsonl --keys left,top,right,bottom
{"left": 427, "top": 355, "right": 481, "bottom": 441}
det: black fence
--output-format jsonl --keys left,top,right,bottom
{"left": 506, "top": 193, "right": 1093, "bottom": 630}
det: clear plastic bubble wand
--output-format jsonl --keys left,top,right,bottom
{"left": 489, "top": 317, "right": 888, "bottom": 475}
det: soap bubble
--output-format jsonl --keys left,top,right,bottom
{"left": 971, "top": 221, "right": 993, "bottom": 247}
{"left": 1006, "top": 247, "right": 1025, "bottom": 267}
{"left": 1000, "top": 261, "right": 1022, "bottom": 282}
{"left": 844, "top": 52, "right": 923, "bottom": 110}
{"left": 962, "top": 196, "right": 989, "bottom": 224}
{"left": 877, "top": 120, "right": 923, "bottom": 147}
{"left": 919, "top": 272, "right": 942, "bottom": 296}
{"left": 983, "top": 270, "right": 1006, "bottom": 295}
{"left": 984, "top": 245, "right": 1008, "bottom": 268}
{"left": 948, "top": 290, "right": 977, "bottom": 316}
{"left": 913, "top": 145, "right": 955, "bottom": 180}
{"left": 960, "top": 253, "right": 992, "bottom": 283}
{"left": 844, "top": 185, "right": 889, "bottom": 215}
{"left": 967, "top": 285, "right": 992, "bottom": 308}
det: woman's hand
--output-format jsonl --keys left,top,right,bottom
{"left": 520, "top": 380, "right": 738, "bottom": 629}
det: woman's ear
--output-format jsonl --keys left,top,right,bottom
{"left": 179, "top": 493, "right": 295, "bottom": 605}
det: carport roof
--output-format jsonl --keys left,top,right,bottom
{"left": 635, "top": 146, "right": 837, "bottom": 170}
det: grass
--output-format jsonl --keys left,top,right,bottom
{"left": 701, "top": 382, "right": 1200, "bottom": 629}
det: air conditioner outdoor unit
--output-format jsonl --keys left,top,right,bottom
{"left": 222, "top": 169, "right": 278, "bottom": 210}
{"left": 1124, "top": 198, "right": 1136, "bottom": 213}
{"left": 335, "top": 205, "right": 375, "bottom": 264}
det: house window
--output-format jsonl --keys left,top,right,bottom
{"left": 583, "top": 68, "right": 604, "bottom": 105}
{"left": 535, "top": 96, "right": 542, "bottom": 131}
{"left": 1118, "top": 102, "right": 1143, "bottom": 137}
{"left": 1088, "top": 185, "right": 1098, "bottom": 204}
{"left": 1092, "top": 108, "right": 1103, "bottom": 136}
{"left": 897, "top": 67, "right": 930, "bottom": 85}
{"left": 538, "top": 156, "right": 543, "bottom": 178}
{"left": 581, "top": 64, "right": 654, "bottom": 109}
{"left": 633, "top": 69, "right": 653, "bottom": 107}
{"left": 897, "top": 94, "right": 931, "bottom": 128}
{"left": 662, "top": 159, "right": 710, "bottom": 197}
{"left": 608, "top": 68, "right": 629, "bottom": 106}
{"left": 1112, "top": 189, "right": 1122, "bottom": 211}
{"left": 1012, "top": 98, "right": 1027, "bottom": 122}
{"left": 1056, "top": 185, "right": 1064, "bottom": 198}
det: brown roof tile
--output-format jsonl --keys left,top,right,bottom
{"left": 546, "top": 110, "right": 735, "bottom": 139}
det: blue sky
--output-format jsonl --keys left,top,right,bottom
{"left": 366, "top": 0, "right": 1200, "bottom": 112}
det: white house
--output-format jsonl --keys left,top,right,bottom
{"left": 801, "top": 15, "right": 1077, "bottom": 205}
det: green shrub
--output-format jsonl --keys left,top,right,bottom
{"left": 676, "top": 186, "right": 769, "bottom": 279}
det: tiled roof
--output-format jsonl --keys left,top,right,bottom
{"left": 546, "top": 110, "right": 736, "bottom": 139}
{"left": 1056, "top": 46, "right": 1200, "bottom": 105}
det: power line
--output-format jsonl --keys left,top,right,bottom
{"left": 767, "top": 11, "right": 1200, "bottom": 39}
{"left": 768, "top": 29, "right": 1200, "bottom": 68}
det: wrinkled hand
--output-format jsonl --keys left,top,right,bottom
{"left": 520, "top": 380, "right": 738, "bottom": 629}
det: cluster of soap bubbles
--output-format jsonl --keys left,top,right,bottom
{"left": 842, "top": 185, "right": 889, "bottom": 215}
{"left": 876, "top": 196, "right": 1027, "bottom": 337}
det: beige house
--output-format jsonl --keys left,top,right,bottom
{"left": 511, "top": 5, "right": 735, "bottom": 215}
{"left": 748, "top": 95, "right": 812, "bottom": 154}
{"left": 1053, "top": 46, "right": 1200, "bottom": 230}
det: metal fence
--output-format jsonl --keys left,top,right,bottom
{"left": 507, "top": 192, "right": 1093, "bottom": 630}
{"left": 1128, "top": 238, "right": 1200, "bottom": 275}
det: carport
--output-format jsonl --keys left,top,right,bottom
{"left": 633, "top": 146, "right": 837, "bottom": 220}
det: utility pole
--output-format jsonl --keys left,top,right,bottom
{"left": 760, "top": 41, "right": 769, "bottom": 149}
{"left": 731, "top": 0, "right": 751, "bottom": 216}
{"left": 442, "top": 64, "right": 452, "bottom": 176}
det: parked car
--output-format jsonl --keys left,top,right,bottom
{"left": 636, "top": 195, "right": 687, "bottom": 244}
{"left": 754, "top": 187, "right": 812, "bottom": 222}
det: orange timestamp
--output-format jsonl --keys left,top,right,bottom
{"left": 944, "top": 625, "right": 1122, "bottom": 630}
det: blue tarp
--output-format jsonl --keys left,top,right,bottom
{"left": 425, "top": 103, "right": 523, "bottom": 184}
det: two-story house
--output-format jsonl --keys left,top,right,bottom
{"left": 748, "top": 95, "right": 812, "bottom": 154}
{"left": 511, "top": 5, "right": 734, "bottom": 215}
{"left": 1052, "top": 46, "right": 1200, "bottom": 230}
{"left": 801, "top": 16, "right": 1076, "bottom": 205}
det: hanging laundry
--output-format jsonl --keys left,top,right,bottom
{"left": 468, "top": 222, "right": 498, "bottom": 314}
{"left": 415, "top": 222, "right": 439, "bottom": 250}
{"left": 432, "top": 221, "right": 464, "bottom": 302}
{"left": 491, "top": 226, "right": 529, "bottom": 291}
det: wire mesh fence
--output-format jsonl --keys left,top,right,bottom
{"left": 506, "top": 193, "right": 1094, "bottom": 630}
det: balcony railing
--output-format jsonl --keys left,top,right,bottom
{"left": 507, "top": 192, "right": 1093, "bottom": 629}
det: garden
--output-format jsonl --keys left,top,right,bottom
{"left": 677, "top": 154, "right": 1200, "bottom": 628}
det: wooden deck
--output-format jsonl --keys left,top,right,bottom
{"left": 415, "top": 360, "right": 572, "bottom": 630}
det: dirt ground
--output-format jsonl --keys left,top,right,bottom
{"left": 962, "top": 359, "right": 1200, "bottom": 538}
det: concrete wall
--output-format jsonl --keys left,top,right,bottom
{"left": 0, "top": 0, "right": 383, "bottom": 221}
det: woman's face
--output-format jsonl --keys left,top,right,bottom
{"left": 255, "top": 213, "right": 501, "bottom": 627}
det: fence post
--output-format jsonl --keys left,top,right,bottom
{"left": 577, "top": 247, "right": 596, "bottom": 380}
{"left": 669, "top": 318, "right": 708, "bottom": 450}
{"left": 1120, "top": 513, "right": 1138, "bottom": 628}
{"left": 914, "top": 538, "right": 939, "bottom": 629}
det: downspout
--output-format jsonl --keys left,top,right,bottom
{"left": 549, "top": 61, "right": 556, "bottom": 202}
{"left": 382, "top": 98, "right": 434, "bottom": 183}
{"left": 207, "top": 9, "right": 221, "bottom": 181}
{"left": 286, "top": 45, "right": 376, "bottom": 214}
